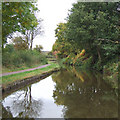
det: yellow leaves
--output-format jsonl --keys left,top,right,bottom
{"left": 73, "top": 49, "right": 86, "bottom": 64}
{"left": 115, "top": 41, "right": 119, "bottom": 44}
{"left": 15, "top": 9, "right": 19, "bottom": 13}
{"left": 79, "top": 75, "right": 84, "bottom": 82}
{"left": 80, "top": 49, "right": 85, "bottom": 56}
{"left": 82, "top": 49, "right": 85, "bottom": 53}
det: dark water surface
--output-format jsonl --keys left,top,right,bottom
{"left": 2, "top": 67, "right": 118, "bottom": 118}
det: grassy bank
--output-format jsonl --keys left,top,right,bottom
{"left": 2, "top": 63, "right": 45, "bottom": 73}
{"left": 2, "top": 63, "right": 59, "bottom": 88}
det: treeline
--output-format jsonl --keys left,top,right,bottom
{"left": 2, "top": 2, "right": 47, "bottom": 69}
{"left": 52, "top": 2, "right": 119, "bottom": 72}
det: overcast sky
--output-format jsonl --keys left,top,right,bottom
{"left": 33, "top": 0, "right": 77, "bottom": 51}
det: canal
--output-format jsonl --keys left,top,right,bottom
{"left": 2, "top": 67, "right": 118, "bottom": 118}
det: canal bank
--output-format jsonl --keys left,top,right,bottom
{"left": 2, "top": 63, "right": 60, "bottom": 95}
{"left": 2, "top": 67, "right": 118, "bottom": 118}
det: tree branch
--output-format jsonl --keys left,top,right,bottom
{"left": 97, "top": 38, "right": 119, "bottom": 44}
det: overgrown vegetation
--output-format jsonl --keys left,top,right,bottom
{"left": 103, "top": 58, "right": 119, "bottom": 89}
{"left": 2, "top": 44, "right": 48, "bottom": 69}
{"left": 2, "top": 2, "right": 48, "bottom": 72}
{"left": 52, "top": 2, "right": 119, "bottom": 89}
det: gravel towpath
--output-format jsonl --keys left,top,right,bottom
{"left": 1, "top": 64, "right": 51, "bottom": 77}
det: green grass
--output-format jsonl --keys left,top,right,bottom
{"left": 2, "top": 63, "right": 45, "bottom": 73}
{"left": 2, "top": 55, "right": 56, "bottom": 74}
{"left": 2, "top": 63, "right": 59, "bottom": 87}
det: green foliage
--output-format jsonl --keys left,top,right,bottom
{"left": 63, "top": 54, "right": 75, "bottom": 65}
{"left": 103, "top": 58, "right": 118, "bottom": 73}
{"left": 93, "top": 60, "right": 103, "bottom": 71}
{"left": 2, "top": 2, "right": 39, "bottom": 46}
{"left": 47, "top": 51, "right": 54, "bottom": 58}
{"left": 103, "top": 59, "right": 118, "bottom": 89}
{"left": 54, "top": 2, "right": 119, "bottom": 71}
{"left": 52, "top": 23, "right": 76, "bottom": 59}
{"left": 3, "top": 44, "right": 15, "bottom": 53}
{"left": 66, "top": 2, "right": 119, "bottom": 61}
{"left": 34, "top": 45, "right": 43, "bottom": 53}
{"left": 12, "top": 36, "right": 28, "bottom": 50}
{"left": 57, "top": 58, "right": 67, "bottom": 68}
{"left": 73, "top": 56, "right": 93, "bottom": 69}
{"left": 2, "top": 49, "right": 48, "bottom": 68}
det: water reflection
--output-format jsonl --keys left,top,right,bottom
{"left": 52, "top": 67, "right": 118, "bottom": 118}
{"left": 3, "top": 87, "right": 42, "bottom": 118}
{"left": 2, "top": 68, "right": 118, "bottom": 118}
{"left": 2, "top": 76, "right": 63, "bottom": 118}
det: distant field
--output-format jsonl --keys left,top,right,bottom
{"left": 41, "top": 51, "right": 50, "bottom": 55}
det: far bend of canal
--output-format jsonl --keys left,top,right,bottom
{"left": 2, "top": 67, "right": 118, "bottom": 118}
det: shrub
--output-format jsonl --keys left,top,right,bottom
{"left": 2, "top": 52, "right": 12, "bottom": 67}
{"left": 3, "top": 44, "right": 15, "bottom": 53}
{"left": 82, "top": 56, "right": 93, "bottom": 69}
{"left": 34, "top": 45, "right": 43, "bottom": 53}
{"left": 63, "top": 53, "right": 75, "bottom": 65}
{"left": 2, "top": 49, "right": 48, "bottom": 68}
{"left": 73, "top": 55, "right": 93, "bottom": 69}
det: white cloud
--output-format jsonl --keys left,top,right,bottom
{"left": 33, "top": 0, "right": 77, "bottom": 51}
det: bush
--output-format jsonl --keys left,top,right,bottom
{"left": 3, "top": 44, "right": 15, "bottom": 53}
{"left": 63, "top": 53, "right": 75, "bottom": 65}
{"left": 103, "top": 60, "right": 118, "bottom": 89}
{"left": 2, "top": 49, "right": 48, "bottom": 68}
{"left": 2, "top": 52, "right": 12, "bottom": 67}
{"left": 81, "top": 56, "right": 93, "bottom": 69}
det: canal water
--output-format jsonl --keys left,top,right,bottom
{"left": 2, "top": 67, "right": 118, "bottom": 118}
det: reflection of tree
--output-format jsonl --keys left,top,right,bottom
{"left": 3, "top": 85, "right": 43, "bottom": 118}
{"left": 2, "top": 104, "right": 13, "bottom": 118}
{"left": 52, "top": 68, "right": 118, "bottom": 118}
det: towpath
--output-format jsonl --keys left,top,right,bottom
{"left": 0, "top": 64, "right": 51, "bottom": 77}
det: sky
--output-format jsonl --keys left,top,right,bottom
{"left": 33, "top": 0, "right": 77, "bottom": 51}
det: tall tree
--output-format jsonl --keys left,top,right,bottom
{"left": 66, "top": 2, "right": 120, "bottom": 65}
{"left": 53, "top": 23, "right": 77, "bottom": 58}
{"left": 24, "top": 19, "right": 43, "bottom": 49}
{"left": 2, "top": 2, "right": 39, "bottom": 47}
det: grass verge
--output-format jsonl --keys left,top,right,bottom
{"left": 2, "top": 63, "right": 59, "bottom": 88}
{"left": 2, "top": 63, "right": 45, "bottom": 73}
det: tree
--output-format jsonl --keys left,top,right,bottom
{"left": 2, "top": 2, "right": 39, "bottom": 47}
{"left": 65, "top": 2, "right": 120, "bottom": 68}
{"left": 34, "top": 45, "right": 43, "bottom": 53}
{"left": 53, "top": 2, "right": 119, "bottom": 70}
{"left": 24, "top": 19, "right": 43, "bottom": 49}
{"left": 53, "top": 23, "right": 77, "bottom": 58}
{"left": 12, "top": 36, "right": 28, "bottom": 50}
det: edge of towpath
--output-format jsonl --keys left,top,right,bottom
{"left": 1, "top": 64, "right": 51, "bottom": 77}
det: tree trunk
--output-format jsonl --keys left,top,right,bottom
{"left": 97, "top": 46, "right": 101, "bottom": 62}
{"left": 25, "top": 31, "right": 30, "bottom": 49}
{"left": 30, "top": 33, "right": 33, "bottom": 50}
